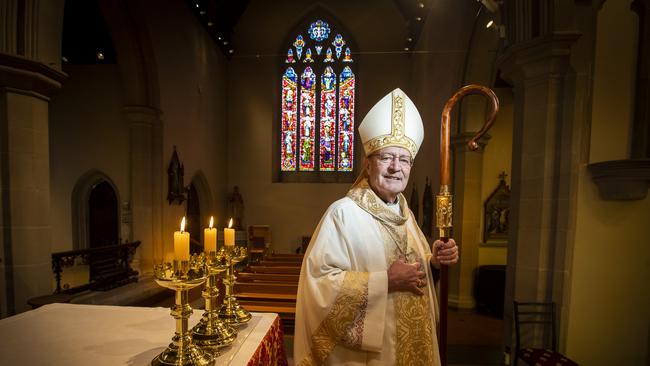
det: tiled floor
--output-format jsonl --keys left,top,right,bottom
{"left": 447, "top": 308, "right": 505, "bottom": 365}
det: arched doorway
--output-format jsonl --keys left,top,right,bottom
{"left": 72, "top": 170, "right": 121, "bottom": 250}
{"left": 88, "top": 181, "right": 119, "bottom": 247}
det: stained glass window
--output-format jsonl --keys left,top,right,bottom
{"left": 299, "top": 67, "right": 316, "bottom": 170}
{"left": 281, "top": 67, "right": 297, "bottom": 171}
{"left": 320, "top": 66, "right": 336, "bottom": 171}
{"left": 280, "top": 19, "right": 356, "bottom": 174}
{"left": 338, "top": 66, "right": 355, "bottom": 171}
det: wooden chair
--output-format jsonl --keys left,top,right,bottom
{"left": 248, "top": 225, "right": 270, "bottom": 263}
{"left": 513, "top": 301, "right": 578, "bottom": 366}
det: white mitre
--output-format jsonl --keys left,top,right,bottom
{"left": 359, "top": 88, "right": 424, "bottom": 158}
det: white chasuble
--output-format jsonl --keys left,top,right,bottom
{"left": 294, "top": 179, "right": 441, "bottom": 366}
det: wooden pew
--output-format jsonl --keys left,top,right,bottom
{"left": 237, "top": 299, "right": 297, "bottom": 334}
{"left": 265, "top": 253, "right": 304, "bottom": 263}
{"left": 234, "top": 254, "right": 302, "bottom": 334}
{"left": 234, "top": 282, "right": 298, "bottom": 300}
{"left": 237, "top": 272, "right": 299, "bottom": 283}
{"left": 256, "top": 260, "right": 306, "bottom": 267}
{"left": 246, "top": 265, "right": 301, "bottom": 275}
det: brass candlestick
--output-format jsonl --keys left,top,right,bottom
{"left": 152, "top": 258, "right": 216, "bottom": 366}
{"left": 218, "top": 247, "right": 252, "bottom": 325}
{"left": 191, "top": 251, "right": 237, "bottom": 348}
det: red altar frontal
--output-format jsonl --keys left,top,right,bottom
{"left": 0, "top": 303, "right": 288, "bottom": 365}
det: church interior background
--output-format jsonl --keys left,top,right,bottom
{"left": 1, "top": 0, "right": 649, "bottom": 365}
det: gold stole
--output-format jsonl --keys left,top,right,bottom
{"left": 348, "top": 179, "right": 435, "bottom": 365}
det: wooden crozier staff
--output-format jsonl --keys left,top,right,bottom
{"left": 437, "top": 84, "right": 499, "bottom": 365}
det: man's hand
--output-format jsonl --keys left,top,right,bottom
{"left": 431, "top": 238, "right": 459, "bottom": 268}
{"left": 388, "top": 255, "right": 427, "bottom": 296}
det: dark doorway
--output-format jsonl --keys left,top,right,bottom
{"left": 186, "top": 183, "right": 201, "bottom": 254}
{"left": 88, "top": 181, "right": 119, "bottom": 248}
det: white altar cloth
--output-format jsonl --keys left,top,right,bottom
{"left": 0, "top": 303, "right": 278, "bottom": 365}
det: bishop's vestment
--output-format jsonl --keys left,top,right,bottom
{"left": 294, "top": 179, "right": 441, "bottom": 366}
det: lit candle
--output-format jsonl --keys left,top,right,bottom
{"left": 224, "top": 218, "right": 235, "bottom": 247}
{"left": 174, "top": 217, "right": 190, "bottom": 261}
{"left": 204, "top": 216, "right": 217, "bottom": 253}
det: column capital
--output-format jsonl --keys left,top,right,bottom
{"left": 498, "top": 32, "right": 581, "bottom": 87}
{"left": 0, "top": 52, "right": 66, "bottom": 99}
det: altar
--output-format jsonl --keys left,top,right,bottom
{"left": 0, "top": 303, "right": 287, "bottom": 365}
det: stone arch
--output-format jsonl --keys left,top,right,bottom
{"left": 97, "top": 0, "right": 160, "bottom": 108}
{"left": 274, "top": 8, "right": 361, "bottom": 182}
{"left": 458, "top": 3, "right": 505, "bottom": 132}
{"left": 71, "top": 170, "right": 121, "bottom": 250}
{"left": 278, "top": 5, "right": 360, "bottom": 56}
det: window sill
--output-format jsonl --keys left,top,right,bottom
{"left": 276, "top": 170, "right": 357, "bottom": 183}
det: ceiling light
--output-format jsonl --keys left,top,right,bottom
{"left": 486, "top": 20, "right": 494, "bottom": 29}
{"left": 195, "top": 3, "right": 199, "bottom": 8}
{"left": 96, "top": 52, "right": 104, "bottom": 60}
{"left": 217, "top": 36, "right": 221, "bottom": 40}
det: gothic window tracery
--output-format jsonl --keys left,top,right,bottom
{"left": 281, "top": 19, "right": 355, "bottom": 173}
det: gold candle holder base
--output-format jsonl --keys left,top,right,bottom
{"left": 218, "top": 247, "right": 252, "bottom": 326}
{"left": 191, "top": 252, "right": 237, "bottom": 348}
{"left": 152, "top": 343, "right": 214, "bottom": 366}
{"left": 152, "top": 260, "right": 216, "bottom": 366}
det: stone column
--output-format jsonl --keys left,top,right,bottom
{"left": 448, "top": 133, "right": 490, "bottom": 309}
{"left": 631, "top": 0, "right": 650, "bottom": 158}
{"left": 498, "top": 32, "right": 580, "bottom": 352}
{"left": 0, "top": 53, "right": 65, "bottom": 316}
{"left": 124, "top": 105, "right": 163, "bottom": 274}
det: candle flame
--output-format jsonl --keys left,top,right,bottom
{"left": 228, "top": 218, "right": 233, "bottom": 228}
{"left": 180, "top": 216, "right": 186, "bottom": 232}
{"left": 209, "top": 216, "right": 214, "bottom": 229}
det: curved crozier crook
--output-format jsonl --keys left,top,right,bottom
{"left": 439, "top": 84, "right": 500, "bottom": 186}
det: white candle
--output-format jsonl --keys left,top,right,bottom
{"left": 224, "top": 218, "right": 235, "bottom": 247}
{"left": 204, "top": 216, "right": 217, "bottom": 253}
{"left": 174, "top": 217, "right": 190, "bottom": 261}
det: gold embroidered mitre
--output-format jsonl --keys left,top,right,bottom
{"left": 359, "top": 88, "right": 424, "bottom": 158}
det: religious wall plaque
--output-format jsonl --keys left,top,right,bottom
{"left": 483, "top": 172, "right": 510, "bottom": 245}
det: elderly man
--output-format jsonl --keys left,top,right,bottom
{"left": 294, "top": 88, "right": 459, "bottom": 366}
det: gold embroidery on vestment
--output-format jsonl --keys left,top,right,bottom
{"left": 379, "top": 228, "right": 436, "bottom": 365}
{"left": 298, "top": 271, "right": 369, "bottom": 366}
{"left": 349, "top": 178, "right": 437, "bottom": 365}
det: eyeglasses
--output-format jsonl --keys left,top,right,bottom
{"left": 370, "top": 153, "right": 413, "bottom": 167}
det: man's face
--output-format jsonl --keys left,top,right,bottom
{"left": 365, "top": 146, "right": 413, "bottom": 204}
